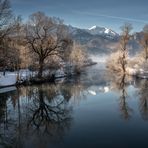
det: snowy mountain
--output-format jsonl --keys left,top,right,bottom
{"left": 66, "top": 25, "right": 140, "bottom": 55}
{"left": 67, "top": 25, "right": 119, "bottom": 39}
{"left": 67, "top": 25, "right": 79, "bottom": 35}
{"left": 87, "top": 25, "right": 119, "bottom": 38}
{"left": 65, "top": 25, "right": 119, "bottom": 54}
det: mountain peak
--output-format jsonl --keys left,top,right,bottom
{"left": 87, "top": 26, "right": 118, "bottom": 37}
{"left": 88, "top": 25, "right": 97, "bottom": 30}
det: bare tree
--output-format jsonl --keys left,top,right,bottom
{"left": 106, "top": 51, "right": 124, "bottom": 73}
{"left": 119, "top": 23, "right": 133, "bottom": 73}
{"left": 0, "top": 0, "right": 12, "bottom": 27}
{"left": 107, "top": 23, "right": 133, "bottom": 74}
{"left": 25, "top": 12, "right": 72, "bottom": 78}
{"left": 0, "top": 0, "right": 12, "bottom": 74}
{"left": 70, "top": 43, "right": 87, "bottom": 74}
{"left": 0, "top": 0, "right": 23, "bottom": 75}
{"left": 0, "top": 16, "right": 22, "bottom": 74}
{"left": 140, "top": 24, "right": 148, "bottom": 61}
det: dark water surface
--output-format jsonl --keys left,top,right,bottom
{"left": 0, "top": 64, "right": 148, "bottom": 148}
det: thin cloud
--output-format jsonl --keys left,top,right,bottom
{"left": 73, "top": 10, "right": 148, "bottom": 24}
{"left": 96, "top": 14, "right": 148, "bottom": 24}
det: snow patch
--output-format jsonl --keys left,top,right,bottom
{"left": 0, "top": 68, "right": 67, "bottom": 87}
{"left": 88, "top": 25, "right": 118, "bottom": 37}
{"left": 104, "top": 86, "right": 109, "bottom": 93}
{"left": 89, "top": 25, "right": 97, "bottom": 30}
{"left": 88, "top": 90, "right": 96, "bottom": 95}
{"left": 105, "top": 28, "right": 110, "bottom": 34}
{"left": 0, "top": 73, "right": 17, "bottom": 86}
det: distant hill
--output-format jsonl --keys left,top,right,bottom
{"left": 66, "top": 25, "right": 142, "bottom": 55}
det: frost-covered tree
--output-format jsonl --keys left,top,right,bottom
{"left": 0, "top": 1, "right": 22, "bottom": 74}
{"left": 119, "top": 23, "right": 132, "bottom": 73}
{"left": 70, "top": 43, "right": 87, "bottom": 74}
{"left": 140, "top": 24, "right": 148, "bottom": 61}
{"left": 107, "top": 23, "right": 132, "bottom": 74}
{"left": 25, "top": 12, "right": 71, "bottom": 78}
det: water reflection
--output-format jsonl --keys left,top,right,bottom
{"left": 137, "top": 79, "right": 148, "bottom": 120}
{"left": 1, "top": 65, "right": 148, "bottom": 147}
{"left": 0, "top": 84, "right": 79, "bottom": 147}
{"left": 106, "top": 72, "right": 133, "bottom": 120}
{"left": 26, "top": 86, "right": 71, "bottom": 134}
{"left": 106, "top": 69, "right": 148, "bottom": 121}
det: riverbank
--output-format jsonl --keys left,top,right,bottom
{"left": 0, "top": 62, "right": 97, "bottom": 89}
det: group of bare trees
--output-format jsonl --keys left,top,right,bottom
{"left": 1, "top": 0, "right": 147, "bottom": 80}
{"left": 106, "top": 23, "right": 148, "bottom": 120}
{"left": 24, "top": 12, "right": 88, "bottom": 78}
{"left": 107, "top": 23, "right": 148, "bottom": 75}
{"left": 0, "top": 0, "right": 21, "bottom": 74}
{"left": 0, "top": 0, "right": 87, "bottom": 80}
{"left": 141, "top": 25, "right": 148, "bottom": 61}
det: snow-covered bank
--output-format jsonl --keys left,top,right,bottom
{"left": 0, "top": 69, "right": 36, "bottom": 87}
{"left": 0, "top": 58, "right": 103, "bottom": 89}
{"left": 0, "top": 69, "right": 64, "bottom": 88}
{"left": 0, "top": 72, "right": 17, "bottom": 87}
{"left": 0, "top": 66, "right": 84, "bottom": 88}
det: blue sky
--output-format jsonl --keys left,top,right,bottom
{"left": 11, "top": 0, "right": 148, "bottom": 33}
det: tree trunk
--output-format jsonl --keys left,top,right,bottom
{"left": 121, "top": 51, "right": 126, "bottom": 73}
{"left": 38, "top": 59, "right": 44, "bottom": 79}
{"left": 145, "top": 46, "right": 148, "bottom": 61}
{"left": 3, "top": 67, "right": 6, "bottom": 76}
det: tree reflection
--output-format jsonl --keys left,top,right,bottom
{"left": 137, "top": 79, "right": 148, "bottom": 120}
{"left": 0, "top": 91, "right": 18, "bottom": 147}
{"left": 27, "top": 85, "right": 72, "bottom": 137}
{"left": 60, "top": 83, "right": 86, "bottom": 104}
{"left": 0, "top": 93, "right": 7, "bottom": 126}
{"left": 106, "top": 71, "right": 132, "bottom": 120}
{"left": 0, "top": 80, "right": 87, "bottom": 147}
{"left": 118, "top": 74, "right": 132, "bottom": 120}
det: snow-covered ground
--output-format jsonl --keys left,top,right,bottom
{"left": 0, "top": 56, "right": 106, "bottom": 88}
{"left": 0, "top": 72, "right": 17, "bottom": 87}
{"left": 0, "top": 69, "right": 36, "bottom": 87}
{"left": 0, "top": 69, "right": 66, "bottom": 88}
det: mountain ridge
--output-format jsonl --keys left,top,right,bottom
{"left": 66, "top": 25, "right": 141, "bottom": 55}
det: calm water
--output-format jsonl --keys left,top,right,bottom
{"left": 0, "top": 64, "right": 148, "bottom": 148}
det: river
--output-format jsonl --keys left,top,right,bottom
{"left": 0, "top": 63, "right": 148, "bottom": 148}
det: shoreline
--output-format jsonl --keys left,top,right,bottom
{"left": 0, "top": 62, "right": 97, "bottom": 90}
